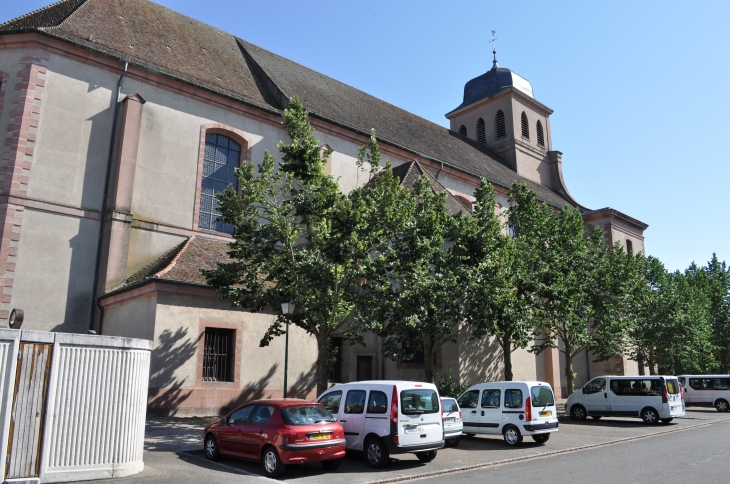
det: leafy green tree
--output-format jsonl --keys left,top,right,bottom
{"left": 351, "top": 175, "right": 462, "bottom": 383}
{"left": 204, "top": 97, "right": 413, "bottom": 394}
{"left": 705, "top": 254, "right": 730, "bottom": 372}
{"left": 462, "top": 182, "right": 544, "bottom": 381}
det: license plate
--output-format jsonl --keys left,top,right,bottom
{"left": 539, "top": 411, "right": 551, "bottom": 417}
{"left": 404, "top": 426, "right": 424, "bottom": 434}
{"left": 445, "top": 417, "right": 455, "bottom": 422}
{"left": 310, "top": 433, "right": 331, "bottom": 441}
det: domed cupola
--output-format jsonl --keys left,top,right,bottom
{"left": 454, "top": 65, "right": 534, "bottom": 112}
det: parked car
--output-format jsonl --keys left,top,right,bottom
{"left": 317, "top": 380, "right": 444, "bottom": 468}
{"left": 456, "top": 381, "right": 558, "bottom": 446}
{"left": 203, "top": 399, "right": 345, "bottom": 477}
{"left": 440, "top": 396, "right": 463, "bottom": 447}
{"left": 678, "top": 375, "right": 730, "bottom": 412}
{"left": 567, "top": 375, "right": 685, "bottom": 424}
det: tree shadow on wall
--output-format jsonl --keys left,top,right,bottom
{"left": 224, "top": 364, "right": 279, "bottom": 412}
{"left": 459, "top": 335, "right": 503, "bottom": 384}
{"left": 290, "top": 361, "right": 317, "bottom": 399}
{"left": 147, "top": 327, "right": 200, "bottom": 416}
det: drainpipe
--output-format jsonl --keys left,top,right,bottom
{"left": 89, "top": 61, "right": 128, "bottom": 331}
{"left": 435, "top": 162, "right": 444, "bottom": 180}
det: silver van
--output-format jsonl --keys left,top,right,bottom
{"left": 678, "top": 375, "right": 730, "bottom": 412}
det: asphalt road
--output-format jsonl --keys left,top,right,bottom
{"left": 79, "top": 409, "right": 730, "bottom": 484}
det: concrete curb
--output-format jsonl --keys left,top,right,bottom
{"left": 361, "top": 416, "right": 730, "bottom": 484}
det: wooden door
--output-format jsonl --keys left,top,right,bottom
{"left": 6, "top": 343, "right": 52, "bottom": 479}
{"left": 356, "top": 356, "right": 372, "bottom": 381}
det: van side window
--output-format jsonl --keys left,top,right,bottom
{"left": 457, "top": 390, "right": 479, "bottom": 409}
{"left": 584, "top": 378, "right": 606, "bottom": 394}
{"left": 712, "top": 378, "right": 729, "bottom": 390}
{"left": 689, "top": 378, "right": 712, "bottom": 390}
{"left": 637, "top": 379, "right": 661, "bottom": 396}
{"left": 481, "top": 389, "right": 500, "bottom": 408}
{"left": 611, "top": 379, "right": 637, "bottom": 396}
{"left": 504, "top": 389, "right": 523, "bottom": 409}
{"left": 344, "top": 390, "right": 366, "bottom": 414}
{"left": 678, "top": 377, "right": 685, "bottom": 386}
{"left": 367, "top": 391, "right": 388, "bottom": 414}
{"left": 319, "top": 391, "right": 343, "bottom": 413}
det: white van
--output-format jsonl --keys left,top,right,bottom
{"left": 317, "top": 381, "right": 444, "bottom": 468}
{"left": 456, "top": 381, "right": 558, "bottom": 446}
{"left": 440, "top": 396, "right": 463, "bottom": 447}
{"left": 678, "top": 375, "right": 730, "bottom": 412}
{"left": 567, "top": 375, "right": 685, "bottom": 424}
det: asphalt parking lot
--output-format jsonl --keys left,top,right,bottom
{"left": 130, "top": 408, "right": 730, "bottom": 484}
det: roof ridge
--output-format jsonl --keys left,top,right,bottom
{"left": 152, "top": 235, "right": 196, "bottom": 279}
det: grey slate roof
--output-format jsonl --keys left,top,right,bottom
{"left": 1, "top": 0, "right": 574, "bottom": 209}
{"left": 390, "top": 161, "right": 470, "bottom": 216}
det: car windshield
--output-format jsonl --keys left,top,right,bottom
{"left": 441, "top": 398, "right": 458, "bottom": 413}
{"left": 281, "top": 405, "right": 336, "bottom": 426}
{"left": 531, "top": 386, "right": 555, "bottom": 407}
{"left": 401, "top": 389, "right": 439, "bottom": 415}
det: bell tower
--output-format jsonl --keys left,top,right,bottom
{"left": 446, "top": 41, "right": 565, "bottom": 192}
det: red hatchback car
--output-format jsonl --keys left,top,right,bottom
{"left": 203, "top": 399, "right": 346, "bottom": 477}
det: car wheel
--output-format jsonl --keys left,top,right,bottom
{"left": 262, "top": 447, "right": 285, "bottom": 478}
{"left": 715, "top": 399, "right": 729, "bottom": 412}
{"left": 204, "top": 434, "right": 220, "bottom": 461}
{"left": 445, "top": 437, "right": 460, "bottom": 447}
{"left": 503, "top": 426, "right": 523, "bottom": 446}
{"left": 641, "top": 407, "right": 658, "bottom": 425}
{"left": 570, "top": 405, "right": 587, "bottom": 421}
{"left": 364, "top": 437, "right": 390, "bottom": 468}
{"left": 532, "top": 434, "right": 550, "bottom": 444}
{"left": 464, "top": 433, "right": 476, "bottom": 437}
{"left": 416, "top": 450, "right": 437, "bottom": 462}
{"left": 660, "top": 418, "right": 673, "bottom": 424}
{"left": 590, "top": 416, "right": 602, "bottom": 420}
{"left": 321, "top": 458, "right": 342, "bottom": 470}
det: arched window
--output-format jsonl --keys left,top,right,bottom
{"left": 199, "top": 133, "right": 240, "bottom": 233}
{"left": 495, "top": 110, "right": 506, "bottom": 138}
{"left": 476, "top": 118, "right": 486, "bottom": 144}
{"left": 521, "top": 112, "right": 529, "bottom": 139}
{"left": 536, "top": 120, "right": 544, "bottom": 146}
{"left": 626, "top": 239, "right": 633, "bottom": 254}
{"left": 458, "top": 125, "right": 467, "bottom": 137}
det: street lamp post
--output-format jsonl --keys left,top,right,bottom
{"left": 281, "top": 302, "right": 295, "bottom": 398}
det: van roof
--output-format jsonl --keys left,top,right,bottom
{"left": 677, "top": 374, "right": 730, "bottom": 378}
{"left": 467, "top": 381, "right": 551, "bottom": 387}
{"left": 328, "top": 380, "right": 438, "bottom": 387}
{"left": 591, "top": 375, "right": 678, "bottom": 379}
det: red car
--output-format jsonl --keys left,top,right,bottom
{"left": 203, "top": 398, "right": 346, "bottom": 477}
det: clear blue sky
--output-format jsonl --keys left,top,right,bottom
{"left": 2, "top": 1, "right": 729, "bottom": 272}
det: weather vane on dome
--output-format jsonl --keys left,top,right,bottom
{"left": 490, "top": 30, "right": 498, "bottom": 69}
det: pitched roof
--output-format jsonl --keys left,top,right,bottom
{"left": 1, "top": 0, "right": 574, "bottom": 209}
{"left": 390, "top": 161, "right": 470, "bottom": 215}
{"left": 117, "top": 235, "right": 231, "bottom": 291}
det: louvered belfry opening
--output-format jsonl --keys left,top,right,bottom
{"left": 536, "top": 120, "right": 544, "bottom": 146}
{"left": 495, "top": 110, "right": 506, "bottom": 138}
{"left": 203, "top": 328, "right": 235, "bottom": 381}
{"left": 458, "top": 125, "right": 467, "bottom": 137}
{"left": 476, "top": 118, "right": 486, "bottom": 144}
{"left": 521, "top": 112, "right": 529, "bottom": 138}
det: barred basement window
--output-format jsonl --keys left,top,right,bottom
{"left": 495, "top": 110, "right": 506, "bottom": 138}
{"left": 476, "top": 118, "right": 486, "bottom": 144}
{"left": 521, "top": 112, "right": 529, "bottom": 139}
{"left": 202, "top": 328, "right": 235, "bottom": 382}
{"left": 536, "top": 120, "right": 545, "bottom": 146}
{"left": 199, "top": 133, "right": 240, "bottom": 234}
{"left": 458, "top": 125, "right": 467, "bottom": 137}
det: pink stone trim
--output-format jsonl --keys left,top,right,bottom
{"left": 0, "top": 49, "right": 49, "bottom": 319}
{"left": 192, "top": 123, "right": 252, "bottom": 232}
{"left": 152, "top": 235, "right": 195, "bottom": 279}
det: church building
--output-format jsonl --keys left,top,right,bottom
{"left": 0, "top": 0, "right": 647, "bottom": 415}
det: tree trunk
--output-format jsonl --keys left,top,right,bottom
{"left": 423, "top": 335, "right": 435, "bottom": 383}
{"left": 501, "top": 336, "right": 513, "bottom": 381}
{"left": 315, "top": 331, "right": 330, "bottom": 396}
{"left": 648, "top": 348, "right": 656, "bottom": 375}
{"left": 721, "top": 349, "right": 729, "bottom": 374}
{"left": 565, "top": 352, "right": 575, "bottom": 396}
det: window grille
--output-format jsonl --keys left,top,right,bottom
{"left": 476, "top": 118, "right": 486, "bottom": 144}
{"left": 202, "top": 328, "right": 235, "bottom": 382}
{"left": 521, "top": 112, "right": 529, "bottom": 139}
{"left": 536, "top": 120, "right": 544, "bottom": 146}
{"left": 458, "top": 125, "right": 467, "bottom": 137}
{"left": 495, "top": 110, "right": 506, "bottom": 138}
{"left": 199, "top": 133, "right": 240, "bottom": 234}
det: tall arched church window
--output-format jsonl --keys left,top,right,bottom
{"left": 536, "top": 120, "right": 544, "bottom": 146}
{"left": 459, "top": 125, "right": 467, "bottom": 137}
{"left": 521, "top": 112, "right": 529, "bottom": 139}
{"left": 199, "top": 133, "right": 240, "bottom": 233}
{"left": 626, "top": 239, "right": 633, "bottom": 254}
{"left": 495, "top": 110, "right": 506, "bottom": 139}
{"left": 476, "top": 118, "right": 486, "bottom": 144}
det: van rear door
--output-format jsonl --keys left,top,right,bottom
{"left": 530, "top": 384, "right": 557, "bottom": 423}
{"left": 398, "top": 387, "right": 442, "bottom": 446}
{"left": 663, "top": 378, "right": 683, "bottom": 416}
